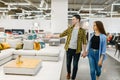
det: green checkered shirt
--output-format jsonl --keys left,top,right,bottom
{"left": 60, "top": 25, "right": 87, "bottom": 53}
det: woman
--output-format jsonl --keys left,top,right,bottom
{"left": 83, "top": 21, "right": 107, "bottom": 80}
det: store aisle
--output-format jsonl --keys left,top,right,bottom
{"left": 61, "top": 54, "right": 120, "bottom": 80}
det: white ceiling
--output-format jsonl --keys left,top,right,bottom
{"left": 0, "top": 0, "right": 119, "bottom": 10}
{"left": 0, "top": 0, "right": 120, "bottom": 18}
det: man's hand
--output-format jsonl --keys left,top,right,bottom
{"left": 45, "top": 34, "right": 59, "bottom": 38}
{"left": 52, "top": 34, "right": 60, "bottom": 38}
{"left": 81, "top": 51, "right": 88, "bottom": 58}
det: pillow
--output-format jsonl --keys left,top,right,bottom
{"left": 28, "top": 35, "right": 33, "bottom": 40}
{"left": 1, "top": 42, "right": 10, "bottom": 49}
{"left": 0, "top": 38, "right": 5, "bottom": 42}
{"left": 16, "top": 42, "right": 23, "bottom": 50}
{"left": 34, "top": 42, "right": 41, "bottom": 50}
{"left": 6, "top": 39, "right": 21, "bottom": 48}
{"left": 23, "top": 40, "right": 34, "bottom": 50}
{"left": 32, "top": 34, "right": 37, "bottom": 39}
{"left": 0, "top": 44, "right": 3, "bottom": 50}
{"left": 27, "top": 34, "right": 37, "bottom": 40}
{"left": 39, "top": 42, "right": 45, "bottom": 48}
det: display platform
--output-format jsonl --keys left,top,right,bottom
{"left": 4, "top": 58, "right": 42, "bottom": 76}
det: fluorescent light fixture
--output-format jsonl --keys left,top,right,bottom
{"left": 98, "top": 11, "right": 118, "bottom": 14}
{"left": 0, "top": 10, "right": 8, "bottom": 12}
{"left": 112, "top": 3, "right": 120, "bottom": 6}
{"left": 16, "top": 13, "right": 31, "bottom": 15}
{"left": 81, "top": 8, "right": 104, "bottom": 11}
{"left": 40, "top": 0, "right": 44, "bottom": 7}
{"left": 25, "top": 11, "right": 43, "bottom": 13}
{"left": 0, "top": 7, "right": 17, "bottom": 10}
{"left": 68, "top": 11, "right": 78, "bottom": 13}
{"left": 38, "top": 8, "right": 51, "bottom": 10}
{"left": 111, "top": 13, "right": 120, "bottom": 15}
{"left": 0, "top": 0, "right": 7, "bottom": 4}
{"left": 79, "top": 13, "right": 94, "bottom": 16}
{"left": 5, "top": 3, "right": 31, "bottom": 6}
{"left": 45, "top": 3, "right": 48, "bottom": 9}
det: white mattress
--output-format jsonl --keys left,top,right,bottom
{"left": 49, "top": 39, "right": 60, "bottom": 46}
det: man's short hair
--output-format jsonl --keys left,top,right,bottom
{"left": 73, "top": 14, "right": 81, "bottom": 21}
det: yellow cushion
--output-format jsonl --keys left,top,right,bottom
{"left": 1, "top": 42, "right": 10, "bottom": 49}
{"left": 0, "top": 44, "right": 3, "bottom": 50}
{"left": 34, "top": 42, "right": 41, "bottom": 50}
{"left": 16, "top": 42, "right": 23, "bottom": 50}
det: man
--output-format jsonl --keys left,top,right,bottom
{"left": 52, "top": 14, "right": 87, "bottom": 80}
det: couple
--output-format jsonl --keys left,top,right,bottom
{"left": 51, "top": 14, "right": 107, "bottom": 80}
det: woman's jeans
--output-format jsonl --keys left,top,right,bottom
{"left": 66, "top": 48, "right": 80, "bottom": 79}
{"left": 88, "top": 49, "right": 102, "bottom": 80}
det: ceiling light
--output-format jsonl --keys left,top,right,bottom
{"left": 5, "top": 3, "right": 31, "bottom": 6}
{"left": 81, "top": 8, "right": 104, "bottom": 11}
{"left": 40, "top": 0, "right": 44, "bottom": 7}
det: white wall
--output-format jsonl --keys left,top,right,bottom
{"left": 0, "top": 18, "right": 120, "bottom": 33}
{"left": 0, "top": 19, "right": 51, "bottom": 32}
{"left": 89, "top": 18, "right": 120, "bottom": 33}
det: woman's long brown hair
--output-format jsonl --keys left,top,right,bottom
{"left": 94, "top": 21, "right": 106, "bottom": 35}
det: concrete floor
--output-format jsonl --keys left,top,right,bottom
{"left": 60, "top": 54, "right": 120, "bottom": 80}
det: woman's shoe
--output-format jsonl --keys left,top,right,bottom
{"left": 96, "top": 76, "right": 99, "bottom": 80}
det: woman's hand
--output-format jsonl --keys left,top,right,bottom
{"left": 98, "top": 59, "right": 103, "bottom": 67}
{"left": 81, "top": 51, "right": 88, "bottom": 58}
{"left": 98, "top": 55, "right": 104, "bottom": 67}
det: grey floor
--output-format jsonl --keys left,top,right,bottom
{"left": 60, "top": 54, "right": 120, "bottom": 80}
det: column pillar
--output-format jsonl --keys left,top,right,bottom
{"left": 51, "top": 0, "right": 68, "bottom": 33}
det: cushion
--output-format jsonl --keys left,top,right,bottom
{"left": 28, "top": 34, "right": 37, "bottom": 40}
{"left": 6, "top": 39, "right": 21, "bottom": 48}
{"left": 0, "top": 38, "right": 5, "bottom": 42}
{"left": 32, "top": 34, "right": 37, "bottom": 39}
{"left": 60, "top": 38, "right": 66, "bottom": 44}
{"left": 0, "top": 44, "right": 3, "bottom": 50}
{"left": 1, "top": 42, "right": 10, "bottom": 49}
{"left": 28, "top": 35, "right": 33, "bottom": 40}
{"left": 34, "top": 42, "right": 40, "bottom": 50}
{"left": 43, "top": 38, "right": 50, "bottom": 43}
{"left": 49, "top": 39, "right": 60, "bottom": 46}
{"left": 23, "top": 40, "right": 34, "bottom": 50}
{"left": 39, "top": 42, "right": 45, "bottom": 48}
{"left": 16, "top": 42, "right": 23, "bottom": 50}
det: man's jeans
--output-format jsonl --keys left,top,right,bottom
{"left": 66, "top": 48, "right": 80, "bottom": 79}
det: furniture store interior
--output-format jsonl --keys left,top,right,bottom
{"left": 0, "top": 0, "right": 120, "bottom": 80}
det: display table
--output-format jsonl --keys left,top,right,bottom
{"left": 3, "top": 58, "right": 42, "bottom": 75}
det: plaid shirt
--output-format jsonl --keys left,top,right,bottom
{"left": 60, "top": 25, "right": 87, "bottom": 53}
